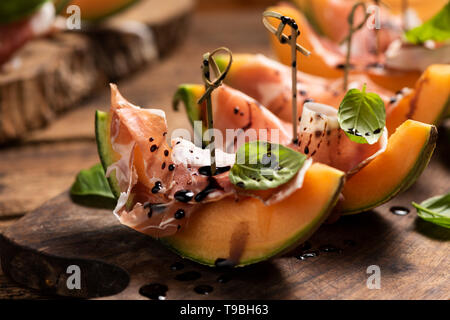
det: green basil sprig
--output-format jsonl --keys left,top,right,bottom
{"left": 229, "top": 141, "right": 307, "bottom": 190}
{"left": 412, "top": 193, "right": 450, "bottom": 229}
{"left": 405, "top": 2, "right": 450, "bottom": 45}
{"left": 338, "top": 84, "right": 386, "bottom": 144}
{"left": 70, "top": 163, "right": 115, "bottom": 199}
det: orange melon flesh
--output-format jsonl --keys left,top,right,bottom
{"left": 266, "top": 4, "right": 425, "bottom": 91}
{"left": 163, "top": 163, "right": 344, "bottom": 266}
{"left": 387, "top": 65, "right": 450, "bottom": 135}
{"left": 266, "top": 4, "right": 344, "bottom": 79}
{"left": 68, "top": 0, "right": 139, "bottom": 21}
{"left": 341, "top": 120, "right": 437, "bottom": 215}
{"left": 293, "top": 0, "right": 449, "bottom": 39}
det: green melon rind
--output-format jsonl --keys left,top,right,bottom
{"left": 95, "top": 110, "right": 121, "bottom": 199}
{"left": 161, "top": 175, "right": 345, "bottom": 267}
{"left": 342, "top": 125, "right": 438, "bottom": 215}
{"left": 172, "top": 84, "right": 205, "bottom": 142}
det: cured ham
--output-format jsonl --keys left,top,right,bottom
{"left": 105, "top": 85, "right": 311, "bottom": 238}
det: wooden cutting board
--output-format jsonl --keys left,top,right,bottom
{"left": 0, "top": 138, "right": 449, "bottom": 299}
{"left": 0, "top": 0, "right": 193, "bottom": 144}
{"left": 0, "top": 4, "right": 448, "bottom": 300}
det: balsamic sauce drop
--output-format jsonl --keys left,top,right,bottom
{"left": 139, "top": 283, "right": 168, "bottom": 300}
{"left": 174, "top": 190, "right": 194, "bottom": 203}
{"left": 296, "top": 250, "right": 320, "bottom": 261}
{"left": 214, "top": 258, "right": 236, "bottom": 268}
{"left": 194, "top": 285, "right": 213, "bottom": 295}
{"left": 390, "top": 206, "right": 410, "bottom": 216}
{"left": 198, "top": 165, "right": 231, "bottom": 176}
{"left": 194, "top": 178, "right": 222, "bottom": 202}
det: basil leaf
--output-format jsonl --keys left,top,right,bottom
{"left": 405, "top": 2, "right": 450, "bottom": 44}
{"left": 412, "top": 193, "right": 450, "bottom": 229}
{"left": 338, "top": 84, "right": 386, "bottom": 144}
{"left": 70, "top": 163, "right": 115, "bottom": 199}
{"left": 229, "top": 141, "right": 306, "bottom": 190}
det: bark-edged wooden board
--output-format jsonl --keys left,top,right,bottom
{"left": 0, "top": 141, "right": 449, "bottom": 299}
{"left": 0, "top": 0, "right": 193, "bottom": 144}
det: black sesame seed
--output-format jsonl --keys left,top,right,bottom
{"left": 174, "top": 209, "right": 185, "bottom": 219}
{"left": 149, "top": 137, "right": 154, "bottom": 142}
{"left": 164, "top": 150, "right": 169, "bottom": 156}
{"left": 373, "top": 128, "right": 381, "bottom": 134}
{"left": 150, "top": 145, "right": 158, "bottom": 152}
{"left": 168, "top": 164, "right": 175, "bottom": 171}
{"left": 161, "top": 162, "right": 166, "bottom": 169}
{"left": 151, "top": 181, "right": 162, "bottom": 194}
{"left": 304, "top": 146, "right": 309, "bottom": 154}
{"left": 174, "top": 190, "right": 194, "bottom": 203}
{"left": 233, "top": 106, "right": 239, "bottom": 114}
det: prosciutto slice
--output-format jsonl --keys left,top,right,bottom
{"left": 106, "top": 85, "right": 311, "bottom": 238}
{"left": 222, "top": 54, "right": 395, "bottom": 122}
{"left": 295, "top": 102, "right": 388, "bottom": 176}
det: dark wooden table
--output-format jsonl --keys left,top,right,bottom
{"left": 0, "top": 5, "right": 449, "bottom": 299}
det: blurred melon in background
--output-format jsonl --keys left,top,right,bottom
{"left": 295, "top": 0, "right": 448, "bottom": 22}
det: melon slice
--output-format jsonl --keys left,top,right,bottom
{"left": 386, "top": 65, "right": 450, "bottom": 134}
{"left": 95, "top": 110, "right": 121, "bottom": 198}
{"left": 163, "top": 163, "right": 344, "bottom": 266}
{"left": 95, "top": 108, "right": 345, "bottom": 266}
{"left": 214, "top": 53, "right": 449, "bottom": 134}
{"left": 266, "top": 3, "right": 423, "bottom": 91}
{"left": 341, "top": 120, "right": 437, "bottom": 215}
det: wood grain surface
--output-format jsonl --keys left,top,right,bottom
{"left": 0, "top": 0, "right": 193, "bottom": 144}
{"left": 0, "top": 6, "right": 449, "bottom": 300}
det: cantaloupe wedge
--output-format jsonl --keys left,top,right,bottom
{"left": 95, "top": 109, "right": 345, "bottom": 266}
{"left": 163, "top": 163, "right": 344, "bottom": 266}
{"left": 174, "top": 85, "right": 438, "bottom": 217}
{"left": 386, "top": 65, "right": 450, "bottom": 135}
{"left": 212, "top": 53, "right": 449, "bottom": 135}
{"left": 294, "top": 0, "right": 449, "bottom": 32}
{"left": 341, "top": 120, "right": 437, "bottom": 215}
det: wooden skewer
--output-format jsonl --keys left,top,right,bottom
{"left": 197, "top": 47, "right": 233, "bottom": 176}
{"left": 262, "top": 11, "right": 311, "bottom": 144}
